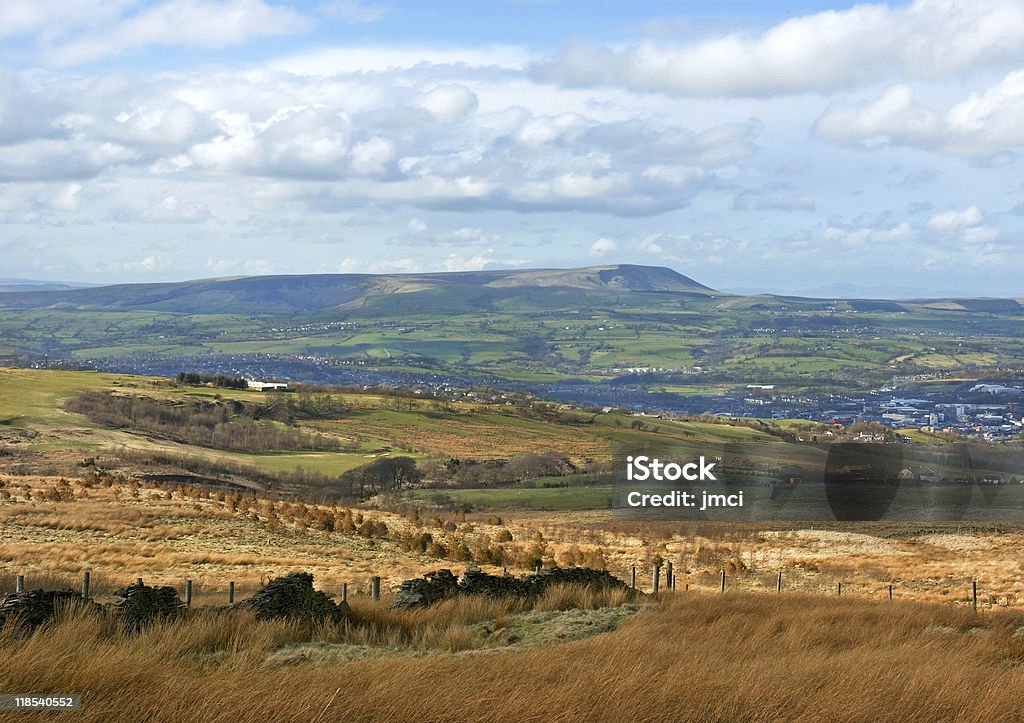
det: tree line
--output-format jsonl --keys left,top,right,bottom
{"left": 175, "top": 372, "right": 248, "bottom": 389}
{"left": 65, "top": 391, "right": 337, "bottom": 454}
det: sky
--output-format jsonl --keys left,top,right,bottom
{"left": 2, "top": 0, "right": 1024, "bottom": 297}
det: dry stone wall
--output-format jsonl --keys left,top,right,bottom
{"left": 234, "top": 572, "right": 350, "bottom": 625}
{"left": 392, "top": 565, "right": 633, "bottom": 608}
{"left": 111, "top": 581, "right": 185, "bottom": 631}
{"left": 0, "top": 589, "right": 94, "bottom": 631}
{"left": 1, "top": 572, "right": 348, "bottom": 633}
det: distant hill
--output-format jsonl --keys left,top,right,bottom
{"left": 0, "top": 265, "right": 717, "bottom": 314}
{"left": 0, "top": 278, "right": 99, "bottom": 293}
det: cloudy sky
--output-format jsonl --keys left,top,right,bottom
{"left": 2, "top": 0, "right": 1024, "bottom": 296}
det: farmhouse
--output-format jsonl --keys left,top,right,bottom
{"left": 246, "top": 380, "right": 289, "bottom": 392}
{"left": 899, "top": 466, "right": 939, "bottom": 482}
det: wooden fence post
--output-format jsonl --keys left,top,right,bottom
{"left": 631, "top": 566, "right": 636, "bottom": 590}
{"left": 777, "top": 571, "right": 782, "bottom": 593}
{"left": 16, "top": 575, "right": 24, "bottom": 593}
{"left": 228, "top": 581, "right": 235, "bottom": 604}
{"left": 371, "top": 576, "right": 381, "bottom": 600}
{"left": 185, "top": 579, "right": 193, "bottom": 609}
{"left": 972, "top": 580, "right": 977, "bottom": 612}
{"left": 652, "top": 564, "right": 660, "bottom": 594}
{"left": 342, "top": 582, "right": 348, "bottom": 603}
{"left": 82, "top": 571, "right": 90, "bottom": 599}
{"left": 720, "top": 569, "right": 726, "bottom": 593}
{"left": 666, "top": 562, "right": 673, "bottom": 592}
{"left": 837, "top": 582, "right": 842, "bottom": 596}
{"left": 888, "top": 584, "right": 893, "bottom": 600}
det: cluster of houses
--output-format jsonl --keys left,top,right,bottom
{"left": 737, "top": 383, "right": 1024, "bottom": 441}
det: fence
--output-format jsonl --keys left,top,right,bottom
{"left": 2, "top": 572, "right": 386, "bottom": 606}
{"left": 0, "top": 567, "right": 995, "bottom": 612}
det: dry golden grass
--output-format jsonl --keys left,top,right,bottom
{"left": 6, "top": 473, "right": 1024, "bottom": 611}
{"left": 2, "top": 591, "right": 1024, "bottom": 721}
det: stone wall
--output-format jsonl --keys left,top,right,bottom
{"left": 111, "top": 581, "right": 185, "bottom": 631}
{"left": 0, "top": 589, "right": 93, "bottom": 631}
{"left": 1, "top": 572, "right": 347, "bottom": 633}
{"left": 234, "top": 572, "right": 350, "bottom": 625}
{"left": 392, "top": 566, "right": 634, "bottom": 608}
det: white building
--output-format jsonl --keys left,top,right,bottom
{"left": 246, "top": 380, "right": 289, "bottom": 391}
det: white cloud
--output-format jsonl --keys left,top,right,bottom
{"left": 190, "top": 105, "right": 352, "bottom": 178}
{"left": 926, "top": 206, "right": 984, "bottom": 231}
{"left": 815, "top": 71, "right": 1024, "bottom": 156}
{"left": 820, "top": 221, "right": 917, "bottom": 248}
{"left": 270, "top": 45, "right": 531, "bottom": 76}
{"left": 50, "top": 182, "right": 82, "bottom": 211}
{"left": 962, "top": 225, "right": 1001, "bottom": 245}
{"left": 0, "top": 0, "right": 134, "bottom": 40}
{"left": 590, "top": 237, "right": 617, "bottom": 256}
{"left": 530, "top": 0, "right": 1024, "bottom": 97}
{"left": 442, "top": 250, "right": 497, "bottom": 272}
{"left": 411, "top": 85, "right": 478, "bottom": 123}
{"left": 206, "top": 256, "right": 274, "bottom": 274}
{"left": 47, "top": 0, "right": 312, "bottom": 66}
{"left": 349, "top": 136, "right": 395, "bottom": 176}
{"left": 0, "top": 139, "right": 137, "bottom": 181}
{"left": 116, "top": 254, "right": 172, "bottom": 273}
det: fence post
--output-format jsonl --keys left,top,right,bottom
{"left": 777, "top": 571, "right": 782, "bottom": 593}
{"left": 888, "top": 583, "right": 893, "bottom": 600}
{"left": 342, "top": 582, "right": 348, "bottom": 603}
{"left": 720, "top": 569, "right": 726, "bottom": 593}
{"left": 666, "top": 562, "right": 673, "bottom": 592}
{"left": 371, "top": 576, "right": 381, "bottom": 600}
{"left": 631, "top": 566, "right": 636, "bottom": 590}
{"left": 670, "top": 574, "right": 676, "bottom": 592}
{"left": 16, "top": 575, "right": 24, "bottom": 593}
{"left": 185, "top": 579, "right": 193, "bottom": 609}
{"left": 972, "top": 580, "right": 977, "bottom": 612}
{"left": 837, "top": 582, "right": 842, "bottom": 596}
{"left": 228, "top": 581, "right": 235, "bottom": 604}
{"left": 652, "top": 564, "right": 660, "bottom": 594}
{"left": 82, "top": 571, "right": 91, "bottom": 599}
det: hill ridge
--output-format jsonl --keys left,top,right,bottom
{"left": 0, "top": 264, "right": 717, "bottom": 314}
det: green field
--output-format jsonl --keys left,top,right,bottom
{"left": 5, "top": 271, "right": 1024, "bottom": 394}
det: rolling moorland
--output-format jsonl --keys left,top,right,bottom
{"left": 3, "top": 366, "right": 1024, "bottom": 604}
{"left": 3, "top": 269, "right": 1024, "bottom": 719}
{"left": 2, "top": 265, "right": 1024, "bottom": 396}
{"left": 3, "top": 370, "right": 1024, "bottom": 720}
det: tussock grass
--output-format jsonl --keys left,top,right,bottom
{"left": 2, "top": 591, "right": 1024, "bottom": 721}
